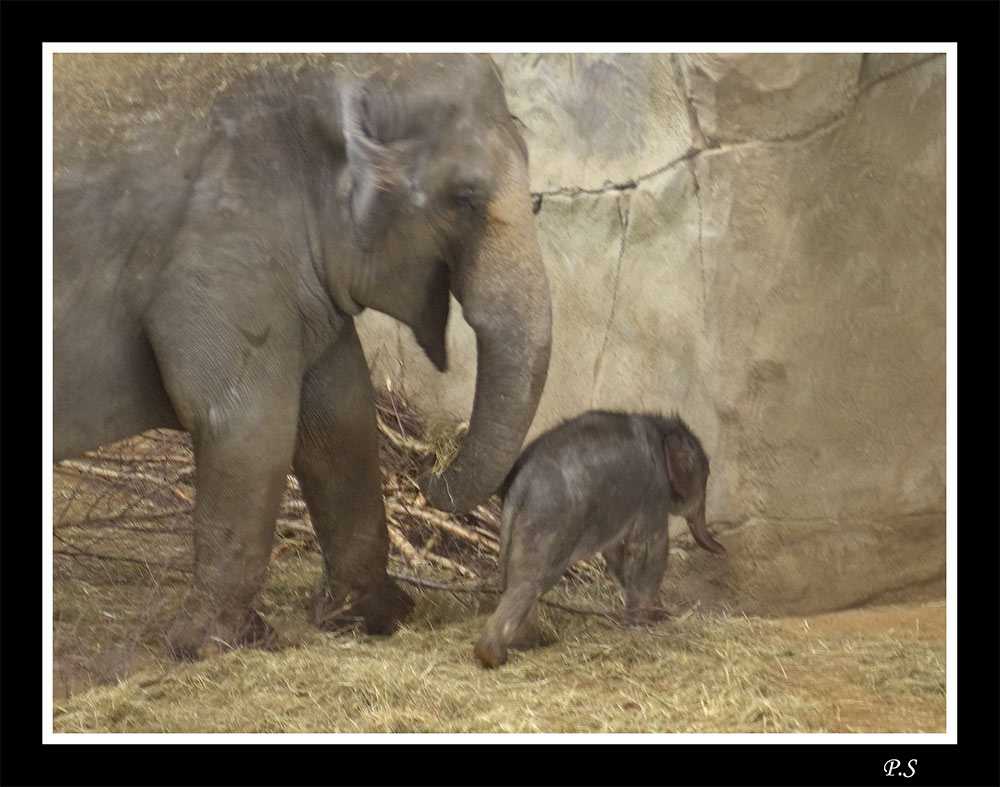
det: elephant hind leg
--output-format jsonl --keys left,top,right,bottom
{"left": 507, "top": 601, "right": 551, "bottom": 650}
{"left": 294, "top": 324, "right": 413, "bottom": 636}
{"left": 474, "top": 584, "right": 543, "bottom": 668}
{"left": 475, "top": 514, "right": 574, "bottom": 667}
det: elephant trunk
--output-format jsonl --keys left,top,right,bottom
{"left": 685, "top": 499, "right": 727, "bottom": 557}
{"left": 421, "top": 191, "right": 552, "bottom": 513}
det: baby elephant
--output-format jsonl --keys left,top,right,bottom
{"left": 474, "top": 410, "right": 725, "bottom": 668}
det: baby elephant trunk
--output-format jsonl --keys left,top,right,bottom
{"left": 685, "top": 498, "right": 726, "bottom": 557}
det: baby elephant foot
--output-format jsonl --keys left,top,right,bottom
{"left": 166, "top": 608, "right": 276, "bottom": 661}
{"left": 473, "top": 614, "right": 549, "bottom": 668}
{"left": 507, "top": 615, "right": 550, "bottom": 651}
{"left": 473, "top": 635, "right": 508, "bottom": 669}
{"left": 312, "top": 578, "right": 414, "bottom": 635}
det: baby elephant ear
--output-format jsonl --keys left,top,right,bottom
{"left": 664, "top": 432, "right": 700, "bottom": 501}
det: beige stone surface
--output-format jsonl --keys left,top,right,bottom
{"left": 357, "top": 53, "right": 948, "bottom": 615}
{"left": 680, "top": 53, "right": 862, "bottom": 142}
{"left": 859, "top": 53, "right": 940, "bottom": 89}
{"left": 491, "top": 53, "right": 692, "bottom": 191}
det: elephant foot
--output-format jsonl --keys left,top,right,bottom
{"left": 507, "top": 615, "right": 550, "bottom": 651}
{"left": 312, "top": 578, "right": 414, "bottom": 635}
{"left": 473, "top": 638, "right": 507, "bottom": 669}
{"left": 474, "top": 617, "right": 551, "bottom": 668}
{"left": 166, "top": 608, "right": 277, "bottom": 661}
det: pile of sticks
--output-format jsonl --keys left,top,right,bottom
{"left": 53, "top": 383, "right": 602, "bottom": 585}
{"left": 373, "top": 383, "right": 506, "bottom": 580}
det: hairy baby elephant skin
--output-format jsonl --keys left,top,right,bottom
{"left": 473, "top": 410, "right": 725, "bottom": 668}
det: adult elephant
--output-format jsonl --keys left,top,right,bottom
{"left": 52, "top": 54, "right": 551, "bottom": 659}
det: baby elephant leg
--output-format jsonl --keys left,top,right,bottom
{"left": 476, "top": 507, "right": 573, "bottom": 667}
{"left": 474, "top": 584, "right": 541, "bottom": 668}
{"left": 618, "top": 530, "right": 670, "bottom": 624}
{"left": 507, "top": 600, "right": 550, "bottom": 650}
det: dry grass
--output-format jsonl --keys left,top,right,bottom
{"left": 51, "top": 583, "right": 945, "bottom": 734}
{"left": 50, "top": 386, "right": 946, "bottom": 734}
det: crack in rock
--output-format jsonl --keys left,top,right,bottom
{"left": 590, "top": 195, "right": 631, "bottom": 404}
{"left": 531, "top": 148, "right": 699, "bottom": 203}
{"left": 530, "top": 53, "right": 944, "bottom": 206}
{"left": 671, "top": 52, "right": 710, "bottom": 150}
{"left": 685, "top": 158, "right": 707, "bottom": 322}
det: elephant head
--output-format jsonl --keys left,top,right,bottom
{"left": 663, "top": 421, "right": 726, "bottom": 557}
{"left": 321, "top": 55, "right": 552, "bottom": 512}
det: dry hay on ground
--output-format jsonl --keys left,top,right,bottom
{"left": 51, "top": 592, "right": 945, "bottom": 734}
{"left": 51, "top": 385, "right": 946, "bottom": 733}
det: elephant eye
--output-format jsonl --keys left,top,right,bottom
{"left": 453, "top": 185, "right": 486, "bottom": 212}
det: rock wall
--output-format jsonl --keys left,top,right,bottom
{"left": 356, "top": 53, "right": 947, "bottom": 615}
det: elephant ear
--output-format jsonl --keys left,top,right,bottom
{"left": 340, "top": 83, "right": 451, "bottom": 371}
{"left": 342, "top": 85, "right": 421, "bottom": 236}
{"left": 664, "top": 430, "right": 701, "bottom": 504}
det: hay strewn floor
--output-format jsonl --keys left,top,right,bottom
{"left": 52, "top": 578, "right": 946, "bottom": 733}
{"left": 50, "top": 387, "right": 946, "bottom": 734}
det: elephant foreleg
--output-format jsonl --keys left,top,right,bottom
{"left": 144, "top": 283, "right": 303, "bottom": 660}
{"left": 619, "top": 526, "right": 670, "bottom": 624}
{"left": 293, "top": 324, "right": 413, "bottom": 634}
{"left": 167, "top": 416, "right": 296, "bottom": 659}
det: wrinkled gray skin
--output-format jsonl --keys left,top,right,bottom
{"left": 474, "top": 411, "right": 725, "bottom": 668}
{"left": 53, "top": 54, "right": 551, "bottom": 659}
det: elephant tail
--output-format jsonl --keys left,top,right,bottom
{"left": 496, "top": 464, "right": 529, "bottom": 592}
{"left": 496, "top": 450, "right": 527, "bottom": 503}
{"left": 496, "top": 497, "right": 515, "bottom": 592}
